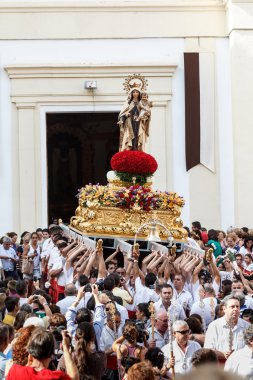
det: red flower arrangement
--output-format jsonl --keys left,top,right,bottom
{"left": 111, "top": 151, "right": 158, "bottom": 174}
{"left": 115, "top": 185, "right": 157, "bottom": 211}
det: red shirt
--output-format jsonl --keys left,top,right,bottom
{"left": 7, "top": 364, "right": 71, "bottom": 380}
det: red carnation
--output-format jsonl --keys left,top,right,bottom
{"left": 111, "top": 151, "right": 158, "bottom": 174}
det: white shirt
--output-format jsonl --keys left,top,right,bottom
{"left": 47, "top": 246, "right": 60, "bottom": 270}
{"left": 239, "top": 246, "right": 253, "bottom": 257}
{"left": 190, "top": 297, "right": 217, "bottom": 326}
{"left": 224, "top": 345, "right": 253, "bottom": 379}
{"left": 153, "top": 299, "right": 186, "bottom": 322}
{"left": 100, "top": 325, "right": 119, "bottom": 351}
{"left": 41, "top": 238, "right": 54, "bottom": 259}
{"left": 220, "top": 271, "right": 235, "bottom": 282}
{"left": 204, "top": 316, "right": 250, "bottom": 351}
{"left": 134, "top": 277, "right": 159, "bottom": 306}
{"left": 126, "top": 283, "right": 136, "bottom": 311}
{"left": 162, "top": 340, "right": 201, "bottom": 375}
{"left": 56, "top": 295, "right": 77, "bottom": 315}
{"left": 147, "top": 327, "right": 169, "bottom": 348}
{"left": 172, "top": 289, "right": 193, "bottom": 311}
{"left": 57, "top": 257, "right": 67, "bottom": 287}
{"left": 115, "top": 303, "right": 128, "bottom": 326}
{"left": 27, "top": 245, "right": 41, "bottom": 270}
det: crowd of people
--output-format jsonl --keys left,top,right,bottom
{"left": 0, "top": 222, "right": 252, "bottom": 379}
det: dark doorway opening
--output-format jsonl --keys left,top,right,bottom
{"left": 46, "top": 112, "right": 119, "bottom": 225}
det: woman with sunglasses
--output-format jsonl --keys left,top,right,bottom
{"left": 162, "top": 320, "right": 201, "bottom": 376}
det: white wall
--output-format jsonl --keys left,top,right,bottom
{"left": 0, "top": 38, "right": 191, "bottom": 234}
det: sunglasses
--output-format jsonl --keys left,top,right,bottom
{"left": 175, "top": 330, "right": 190, "bottom": 335}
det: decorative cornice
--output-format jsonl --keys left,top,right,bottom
{"left": 0, "top": 1, "right": 226, "bottom": 13}
{"left": 4, "top": 64, "right": 178, "bottom": 79}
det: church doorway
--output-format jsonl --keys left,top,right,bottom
{"left": 46, "top": 112, "right": 119, "bottom": 225}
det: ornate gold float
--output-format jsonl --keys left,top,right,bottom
{"left": 70, "top": 179, "right": 187, "bottom": 241}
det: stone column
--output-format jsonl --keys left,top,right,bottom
{"left": 17, "top": 103, "right": 37, "bottom": 232}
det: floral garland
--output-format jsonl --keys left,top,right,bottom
{"left": 77, "top": 184, "right": 185, "bottom": 211}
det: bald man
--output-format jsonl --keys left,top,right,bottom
{"left": 148, "top": 310, "right": 169, "bottom": 348}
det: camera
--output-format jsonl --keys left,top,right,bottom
{"left": 95, "top": 279, "right": 104, "bottom": 291}
{"left": 52, "top": 325, "right": 65, "bottom": 343}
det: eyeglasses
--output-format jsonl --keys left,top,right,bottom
{"left": 157, "top": 318, "right": 168, "bottom": 323}
{"left": 175, "top": 329, "right": 190, "bottom": 335}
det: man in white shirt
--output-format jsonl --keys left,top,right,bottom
{"left": 148, "top": 310, "right": 169, "bottom": 348}
{"left": 225, "top": 325, "right": 253, "bottom": 379}
{"left": 162, "top": 320, "right": 201, "bottom": 376}
{"left": 154, "top": 284, "right": 186, "bottom": 322}
{"left": 190, "top": 283, "right": 217, "bottom": 327}
{"left": 204, "top": 294, "right": 250, "bottom": 360}
{"left": 173, "top": 274, "right": 193, "bottom": 313}
{"left": 56, "top": 283, "right": 78, "bottom": 315}
{"left": 231, "top": 280, "right": 253, "bottom": 309}
{"left": 0, "top": 237, "right": 19, "bottom": 279}
{"left": 134, "top": 273, "right": 159, "bottom": 306}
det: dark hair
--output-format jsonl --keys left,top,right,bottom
{"left": 20, "top": 303, "right": 33, "bottom": 313}
{"left": 244, "top": 236, "right": 253, "bottom": 248}
{"left": 27, "top": 328, "right": 55, "bottom": 360}
{"left": 191, "top": 348, "right": 218, "bottom": 367}
{"left": 14, "top": 311, "right": 28, "bottom": 330}
{"left": 105, "top": 261, "right": 116, "bottom": 270}
{"left": 183, "top": 226, "right": 190, "bottom": 237}
{"left": 137, "top": 303, "right": 151, "bottom": 319}
{"left": 36, "top": 228, "right": 43, "bottom": 233}
{"left": 109, "top": 273, "right": 121, "bottom": 287}
{"left": 121, "top": 356, "right": 141, "bottom": 372}
{"left": 76, "top": 322, "right": 95, "bottom": 379}
{"left": 7, "top": 232, "right": 17, "bottom": 239}
{"left": 90, "top": 269, "right": 98, "bottom": 279}
{"left": 145, "top": 347, "right": 164, "bottom": 370}
{"left": 49, "top": 226, "right": 62, "bottom": 236}
{"left": 242, "top": 309, "right": 253, "bottom": 323}
{"left": 19, "top": 231, "right": 30, "bottom": 244}
{"left": 79, "top": 275, "right": 89, "bottom": 287}
{"left": 76, "top": 308, "right": 92, "bottom": 324}
{"left": 0, "top": 324, "right": 9, "bottom": 346}
{"left": 42, "top": 228, "right": 50, "bottom": 234}
{"left": 185, "top": 316, "right": 202, "bottom": 334}
{"left": 160, "top": 284, "right": 173, "bottom": 292}
{"left": 245, "top": 254, "right": 253, "bottom": 261}
{"left": 5, "top": 296, "right": 19, "bottom": 312}
{"left": 104, "top": 276, "right": 115, "bottom": 291}
{"left": 208, "top": 229, "right": 218, "bottom": 241}
{"left": 192, "top": 221, "right": 201, "bottom": 230}
{"left": 49, "top": 304, "right": 61, "bottom": 314}
{"left": 145, "top": 273, "right": 157, "bottom": 288}
{"left": 129, "top": 90, "right": 141, "bottom": 103}
{"left": 16, "top": 280, "right": 28, "bottom": 297}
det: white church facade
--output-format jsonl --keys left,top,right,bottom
{"left": 0, "top": 0, "right": 252, "bottom": 234}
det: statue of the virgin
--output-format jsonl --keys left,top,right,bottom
{"left": 118, "top": 75, "right": 151, "bottom": 152}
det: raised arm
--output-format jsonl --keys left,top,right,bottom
{"left": 97, "top": 248, "right": 107, "bottom": 279}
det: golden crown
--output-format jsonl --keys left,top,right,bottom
{"left": 123, "top": 73, "right": 148, "bottom": 94}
